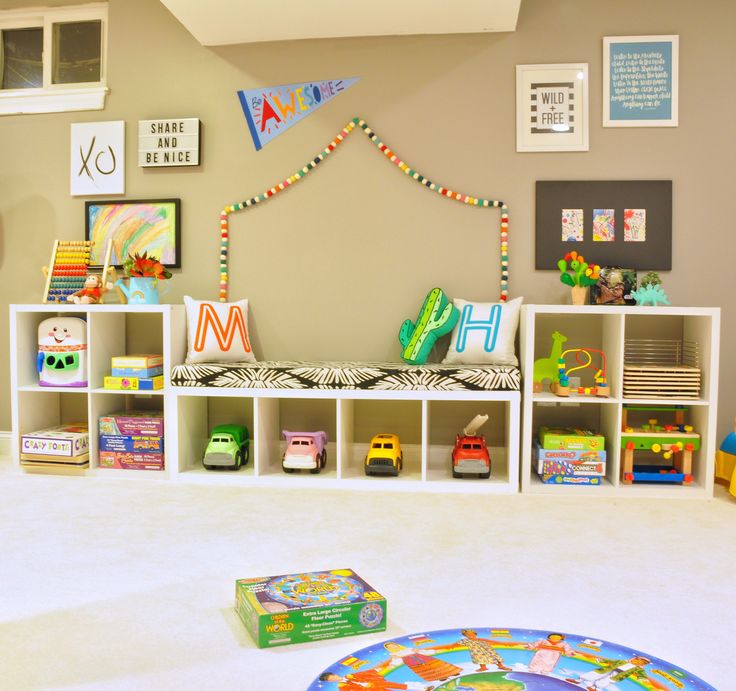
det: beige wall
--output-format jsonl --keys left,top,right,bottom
{"left": 1, "top": 0, "right": 734, "bottom": 439}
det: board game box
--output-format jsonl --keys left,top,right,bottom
{"left": 20, "top": 424, "right": 89, "bottom": 459}
{"left": 98, "top": 450, "right": 164, "bottom": 471}
{"left": 110, "top": 354, "right": 163, "bottom": 369}
{"left": 99, "top": 411, "right": 164, "bottom": 437}
{"left": 235, "top": 568, "right": 387, "bottom": 648}
{"left": 538, "top": 427, "right": 605, "bottom": 451}
{"left": 534, "top": 442, "right": 606, "bottom": 477}
{"left": 99, "top": 435, "right": 164, "bottom": 453}
{"left": 111, "top": 365, "right": 163, "bottom": 378}
{"left": 103, "top": 375, "right": 164, "bottom": 391}
{"left": 539, "top": 474, "right": 603, "bottom": 485}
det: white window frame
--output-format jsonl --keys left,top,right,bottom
{"left": 0, "top": 2, "right": 108, "bottom": 116}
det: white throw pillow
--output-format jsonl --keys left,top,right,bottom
{"left": 184, "top": 296, "right": 257, "bottom": 364}
{"left": 442, "top": 296, "right": 522, "bottom": 366}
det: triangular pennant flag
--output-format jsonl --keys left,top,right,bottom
{"left": 238, "top": 77, "right": 359, "bottom": 151}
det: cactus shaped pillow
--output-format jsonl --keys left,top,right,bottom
{"left": 399, "top": 288, "right": 459, "bottom": 365}
{"left": 442, "top": 296, "right": 523, "bottom": 366}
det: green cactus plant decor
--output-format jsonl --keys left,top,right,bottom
{"left": 399, "top": 287, "right": 459, "bottom": 364}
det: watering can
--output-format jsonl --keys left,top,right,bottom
{"left": 116, "top": 276, "right": 169, "bottom": 305}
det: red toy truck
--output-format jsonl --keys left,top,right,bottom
{"left": 452, "top": 414, "right": 491, "bottom": 479}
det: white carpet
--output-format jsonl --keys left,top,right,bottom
{"left": 0, "top": 457, "right": 732, "bottom": 690}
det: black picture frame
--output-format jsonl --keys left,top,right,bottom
{"left": 535, "top": 181, "right": 672, "bottom": 270}
{"left": 85, "top": 198, "right": 181, "bottom": 269}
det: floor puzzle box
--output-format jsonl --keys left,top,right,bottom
{"left": 235, "top": 568, "right": 386, "bottom": 648}
{"left": 98, "top": 411, "right": 164, "bottom": 437}
{"left": 538, "top": 427, "right": 606, "bottom": 451}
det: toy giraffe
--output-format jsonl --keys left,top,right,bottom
{"left": 533, "top": 331, "right": 568, "bottom": 393}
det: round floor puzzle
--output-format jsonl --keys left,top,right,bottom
{"left": 308, "top": 627, "right": 715, "bottom": 690}
{"left": 265, "top": 571, "right": 364, "bottom": 608}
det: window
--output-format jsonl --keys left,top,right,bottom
{"left": 0, "top": 3, "right": 108, "bottom": 115}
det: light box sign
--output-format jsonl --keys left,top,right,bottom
{"left": 138, "top": 118, "right": 200, "bottom": 167}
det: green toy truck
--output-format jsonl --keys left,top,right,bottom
{"left": 203, "top": 424, "right": 249, "bottom": 471}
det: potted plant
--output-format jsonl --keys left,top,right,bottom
{"left": 557, "top": 251, "right": 600, "bottom": 305}
{"left": 116, "top": 251, "right": 172, "bottom": 304}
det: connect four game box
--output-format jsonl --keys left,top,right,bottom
{"left": 235, "top": 568, "right": 387, "bottom": 648}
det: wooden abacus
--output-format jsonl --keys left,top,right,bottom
{"left": 42, "top": 240, "right": 113, "bottom": 304}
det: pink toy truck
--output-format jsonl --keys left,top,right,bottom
{"left": 282, "top": 430, "right": 328, "bottom": 474}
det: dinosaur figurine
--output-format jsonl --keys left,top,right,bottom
{"left": 533, "top": 331, "right": 568, "bottom": 392}
{"left": 631, "top": 283, "right": 670, "bottom": 306}
{"left": 399, "top": 287, "right": 459, "bottom": 364}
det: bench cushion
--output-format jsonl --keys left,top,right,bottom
{"left": 171, "top": 361, "right": 520, "bottom": 391}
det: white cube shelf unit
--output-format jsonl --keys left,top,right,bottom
{"left": 519, "top": 305, "right": 720, "bottom": 498}
{"left": 9, "top": 304, "right": 520, "bottom": 493}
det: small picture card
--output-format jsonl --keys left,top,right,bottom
{"left": 624, "top": 208, "right": 646, "bottom": 241}
{"left": 562, "top": 209, "right": 584, "bottom": 241}
{"left": 593, "top": 209, "right": 615, "bottom": 242}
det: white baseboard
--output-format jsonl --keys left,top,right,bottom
{"left": 0, "top": 431, "right": 11, "bottom": 458}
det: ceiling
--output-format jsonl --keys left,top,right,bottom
{"left": 158, "top": 0, "right": 522, "bottom": 46}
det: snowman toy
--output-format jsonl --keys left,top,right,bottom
{"left": 37, "top": 317, "right": 88, "bottom": 387}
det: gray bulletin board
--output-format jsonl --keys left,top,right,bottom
{"left": 535, "top": 180, "right": 672, "bottom": 270}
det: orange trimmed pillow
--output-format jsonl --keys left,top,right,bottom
{"left": 184, "top": 296, "right": 257, "bottom": 364}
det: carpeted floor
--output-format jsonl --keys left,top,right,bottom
{"left": 0, "top": 456, "right": 732, "bottom": 690}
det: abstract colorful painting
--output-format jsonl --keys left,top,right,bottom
{"left": 309, "top": 627, "right": 715, "bottom": 690}
{"left": 593, "top": 209, "right": 615, "bottom": 242}
{"left": 624, "top": 208, "right": 646, "bottom": 241}
{"left": 561, "top": 209, "right": 584, "bottom": 241}
{"left": 85, "top": 199, "right": 181, "bottom": 268}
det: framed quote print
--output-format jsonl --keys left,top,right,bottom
{"left": 516, "top": 63, "right": 589, "bottom": 152}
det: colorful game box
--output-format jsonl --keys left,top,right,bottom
{"left": 235, "top": 568, "right": 387, "bottom": 648}
{"left": 20, "top": 424, "right": 89, "bottom": 459}
{"left": 110, "top": 354, "right": 163, "bottom": 369}
{"left": 103, "top": 375, "right": 164, "bottom": 391}
{"left": 534, "top": 442, "right": 607, "bottom": 477}
{"left": 538, "top": 427, "right": 605, "bottom": 451}
{"left": 98, "top": 450, "right": 164, "bottom": 471}
{"left": 539, "top": 474, "right": 603, "bottom": 485}
{"left": 99, "top": 411, "right": 164, "bottom": 437}
{"left": 111, "top": 365, "right": 163, "bottom": 378}
{"left": 99, "top": 435, "right": 164, "bottom": 453}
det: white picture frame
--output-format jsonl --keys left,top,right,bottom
{"left": 70, "top": 120, "right": 125, "bottom": 196}
{"left": 516, "top": 63, "right": 589, "bottom": 153}
{"left": 603, "top": 35, "right": 679, "bottom": 127}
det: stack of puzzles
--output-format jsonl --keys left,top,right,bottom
{"left": 535, "top": 426, "right": 606, "bottom": 485}
{"left": 20, "top": 424, "right": 90, "bottom": 469}
{"left": 98, "top": 410, "right": 164, "bottom": 471}
{"left": 104, "top": 354, "right": 164, "bottom": 391}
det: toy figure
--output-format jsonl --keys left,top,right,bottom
{"left": 378, "top": 641, "right": 462, "bottom": 683}
{"left": 456, "top": 629, "right": 511, "bottom": 673}
{"left": 567, "top": 654, "right": 667, "bottom": 690}
{"left": 526, "top": 632, "right": 574, "bottom": 674}
{"left": 533, "top": 331, "right": 568, "bottom": 392}
{"left": 67, "top": 274, "right": 113, "bottom": 304}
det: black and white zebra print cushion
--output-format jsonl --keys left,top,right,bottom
{"left": 170, "top": 361, "right": 520, "bottom": 391}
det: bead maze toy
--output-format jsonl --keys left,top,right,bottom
{"left": 551, "top": 346, "right": 610, "bottom": 398}
{"left": 42, "top": 239, "right": 113, "bottom": 304}
{"left": 620, "top": 405, "right": 700, "bottom": 484}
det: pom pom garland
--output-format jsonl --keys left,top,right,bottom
{"left": 217, "top": 118, "right": 509, "bottom": 303}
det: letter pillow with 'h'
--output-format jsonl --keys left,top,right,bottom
{"left": 442, "top": 297, "right": 523, "bottom": 366}
{"left": 184, "top": 296, "right": 257, "bottom": 364}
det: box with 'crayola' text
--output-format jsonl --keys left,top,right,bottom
{"left": 235, "top": 569, "right": 386, "bottom": 648}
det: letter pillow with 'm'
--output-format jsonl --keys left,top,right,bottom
{"left": 398, "top": 287, "right": 460, "bottom": 365}
{"left": 442, "top": 296, "right": 523, "bottom": 366}
{"left": 184, "top": 296, "right": 257, "bottom": 364}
